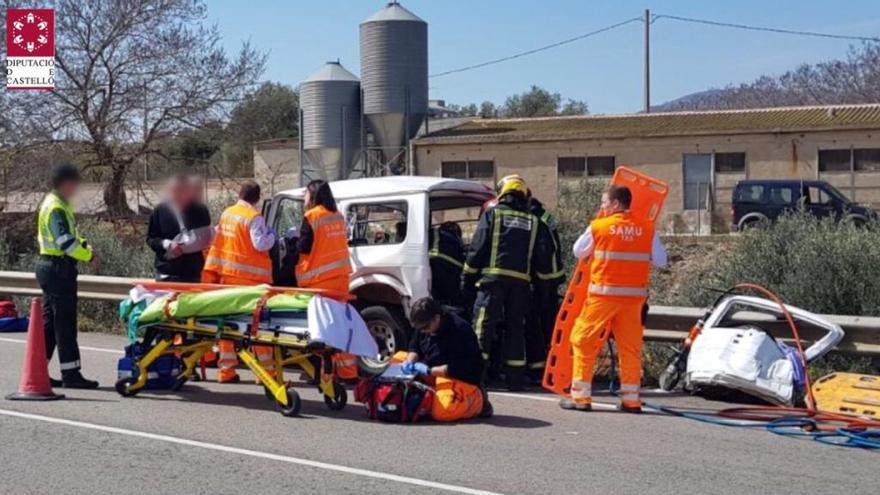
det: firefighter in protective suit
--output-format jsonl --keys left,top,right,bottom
{"left": 462, "top": 176, "right": 553, "bottom": 391}
{"left": 428, "top": 222, "right": 465, "bottom": 306}
{"left": 560, "top": 184, "right": 667, "bottom": 413}
{"left": 526, "top": 197, "right": 565, "bottom": 374}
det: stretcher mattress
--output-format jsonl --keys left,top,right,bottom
{"left": 130, "top": 286, "right": 379, "bottom": 359}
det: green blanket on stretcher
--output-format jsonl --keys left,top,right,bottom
{"left": 137, "top": 286, "right": 313, "bottom": 325}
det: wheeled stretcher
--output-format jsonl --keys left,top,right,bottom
{"left": 116, "top": 284, "right": 378, "bottom": 417}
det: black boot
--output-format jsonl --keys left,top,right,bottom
{"left": 62, "top": 371, "right": 99, "bottom": 389}
{"left": 50, "top": 377, "right": 63, "bottom": 388}
{"left": 505, "top": 369, "right": 526, "bottom": 392}
{"left": 479, "top": 388, "right": 494, "bottom": 418}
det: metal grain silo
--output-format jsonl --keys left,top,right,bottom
{"left": 359, "top": 1, "right": 428, "bottom": 157}
{"left": 299, "top": 61, "right": 362, "bottom": 182}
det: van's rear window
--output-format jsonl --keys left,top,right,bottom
{"left": 734, "top": 184, "right": 764, "bottom": 203}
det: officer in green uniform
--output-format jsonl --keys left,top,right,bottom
{"left": 36, "top": 164, "right": 98, "bottom": 389}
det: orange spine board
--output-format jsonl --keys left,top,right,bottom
{"left": 542, "top": 166, "right": 669, "bottom": 397}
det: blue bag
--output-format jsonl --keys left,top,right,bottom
{"left": 117, "top": 344, "right": 183, "bottom": 390}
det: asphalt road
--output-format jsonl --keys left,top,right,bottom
{"left": 0, "top": 333, "right": 875, "bottom": 495}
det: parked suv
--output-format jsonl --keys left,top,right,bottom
{"left": 732, "top": 179, "right": 876, "bottom": 230}
{"left": 264, "top": 176, "right": 494, "bottom": 370}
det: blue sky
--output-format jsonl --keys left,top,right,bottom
{"left": 208, "top": 1, "right": 880, "bottom": 114}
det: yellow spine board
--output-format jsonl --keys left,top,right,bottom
{"left": 812, "top": 373, "right": 880, "bottom": 418}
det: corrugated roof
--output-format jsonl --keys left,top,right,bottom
{"left": 363, "top": 2, "right": 424, "bottom": 23}
{"left": 415, "top": 104, "right": 880, "bottom": 145}
{"left": 301, "top": 61, "right": 359, "bottom": 84}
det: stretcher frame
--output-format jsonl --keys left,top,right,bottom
{"left": 116, "top": 284, "right": 352, "bottom": 417}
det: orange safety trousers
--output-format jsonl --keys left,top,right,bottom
{"left": 570, "top": 296, "right": 644, "bottom": 408}
{"left": 389, "top": 352, "right": 483, "bottom": 422}
{"left": 202, "top": 273, "right": 275, "bottom": 383}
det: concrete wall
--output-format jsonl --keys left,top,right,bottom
{"left": 413, "top": 128, "right": 880, "bottom": 232}
{"left": 254, "top": 138, "right": 300, "bottom": 196}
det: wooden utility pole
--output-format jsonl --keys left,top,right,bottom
{"left": 644, "top": 9, "right": 651, "bottom": 113}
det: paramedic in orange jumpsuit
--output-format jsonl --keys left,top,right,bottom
{"left": 402, "top": 297, "right": 492, "bottom": 421}
{"left": 560, "top": 184, "right": 667, "bottom": 413}
{"left": 294, "top": 180, "right": 356, "bottom": 378}
{"left": 202, "top": 180, "right": 277, "bottom": 383}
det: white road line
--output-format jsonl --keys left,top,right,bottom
{"left": 489, "top": 391, "right": 617, "bottom": 410}
{"left": 0, "top": 408, "right": 502, "bottom": 495}
{"left": 0, "top": 337, "right": 123, "bottom": 354}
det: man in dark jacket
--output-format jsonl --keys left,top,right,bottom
{"left": 461, "top": 176, "right": 553, "bottom": 390}
{"left": 404, "top": 297, "right": 492, "bottom": 419}
{"left": 146, "top": 175, "right": 213, "bottom": 282}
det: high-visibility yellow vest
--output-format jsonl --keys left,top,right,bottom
{"left": 37, "top": 192, "right": 92, "bottom": 262}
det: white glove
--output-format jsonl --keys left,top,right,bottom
{"left": 286, "top": 226, "right": 300, "bottom": 239}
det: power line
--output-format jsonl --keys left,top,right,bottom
{"left": 429, "top": 17, "right": 643, "bottom": 78}
{"left": 654, "top": 14, "right": 880, "bottom": 43}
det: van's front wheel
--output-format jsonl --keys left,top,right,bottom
{"left": 359, "top": 305, "right": 409, "bottom": 376}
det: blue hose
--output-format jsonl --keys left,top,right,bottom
{"left": 644, "top": 402, "right": 880, "bottom": 450}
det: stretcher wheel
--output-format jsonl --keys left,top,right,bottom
{"left": 115, "top": 377, "right": 140, "bottom": 397}
{"left": 323, "top": 382, "right": 347, "bottom": 411}
{"left": 278, "top": 387, "right": 302, "bottom": 417}
{"left": 171, "top": 376, "right": 188, "bottom": 392}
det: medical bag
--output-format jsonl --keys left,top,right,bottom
{"left": 117, "top": 344, "right": 183, "bottom": 390}
{"left": 354, "top": 378, "right": 434, "bottom": 423}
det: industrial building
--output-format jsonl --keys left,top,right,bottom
{"left": 250, "top": 1, "right": 880, "bottom": 233}
{"left": 411, "top": 104, "right": 880, "bottom": 232}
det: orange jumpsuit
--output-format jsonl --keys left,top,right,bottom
{"left": 296, "top": 205, "right": 356, "bottom": 379}
{"left": 390, "top": 352, "right": 484, "bottom": 422}
{"left": 202, "top": 202, "right": 275, "bottom": 383}
{"left": 570, "top": 212, "right": 654, "bottom": 409}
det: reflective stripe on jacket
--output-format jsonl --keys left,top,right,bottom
{"left": 295, "top": 205, "right": 352, "bottom": 291}
{"left": 37, "top": 192, "right": 92, "bottom": 262}
{"left": 429, "top": 226, "right": 465, "bottom": 269}
{"left": 203, "top": 203, "right": 272, "bottom": 283}
{"left": 534, "top": 208, "right": 565, "bottom": 282}
{"left": 464, "top": 203, "right": 539, "bottom": 283}
{"left": 588, "top": 212, "right": 653, "bottom": 298}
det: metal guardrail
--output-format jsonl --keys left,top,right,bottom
{"left": 2, "top": 270, "right": 879, "bottom": 356}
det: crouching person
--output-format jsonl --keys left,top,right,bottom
{"left": 402, "top": 297, "right": 493, "bottom": 421}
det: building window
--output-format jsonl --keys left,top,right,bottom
{"left": 557, "top": 156, "right": 615, "bottom": 181}
{"left": 468, "top": 160, "right": 495, "bottom": 179}
{"left": 346, "top": 201, "right": 408, "bottom": 246}
{"left": 818, "top": 149, "right": 851, "bottom": 172}
{"left": 441, "top": 160, "right": 495, "bottom": 181}
{"left": 557, "top": 157, "right": 586, "bottom": 178}
{"left": 683, "top": 154, "right": 712, "bottom": 210}
{"left": 854, "top": 148, "right": 880, "bottom": 172}
{"left": 714, "top": 152, "right": 746, "bottom": 173}
{"left": 587, "top": 156, "right": 616, "bottom": 176}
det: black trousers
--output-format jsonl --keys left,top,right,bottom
{"left": 35, "top": 256, "right": 81, "bottom": 376}
{"left": 472, "top": 279, "right": 540, "bottom": 372}
{"left": 526, "top": 280, "right": 562, "bottom": 369}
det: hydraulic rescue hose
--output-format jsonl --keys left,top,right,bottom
{"left": 644, "top": 283, "right": 880, "bottom": 450}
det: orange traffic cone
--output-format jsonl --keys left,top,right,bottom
{"left": 6, "top": 298, "right": 64, "bottom": 401}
